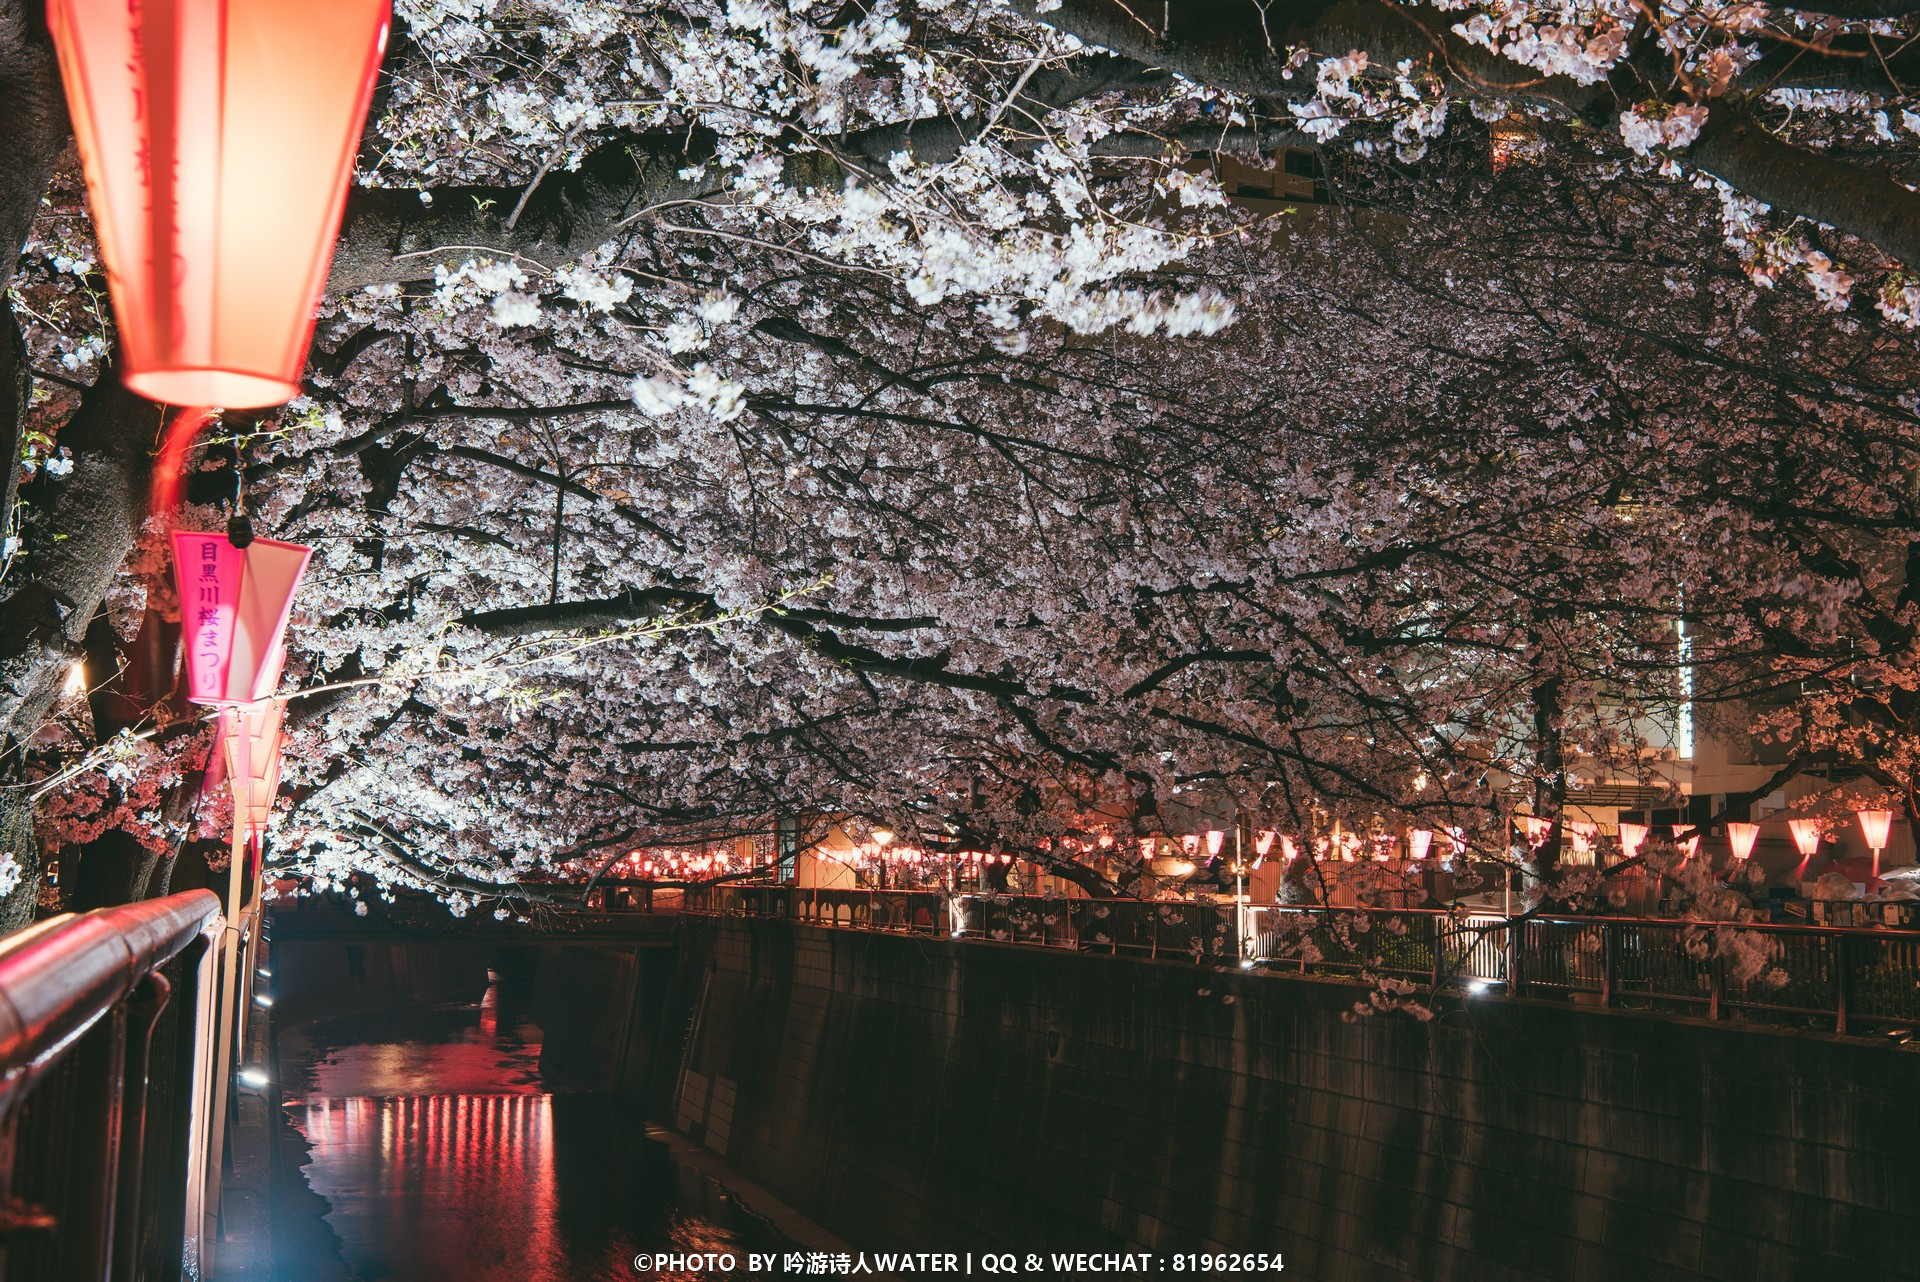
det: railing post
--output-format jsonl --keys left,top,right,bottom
{"left": 1429, "top": 916, "right": 1442, "bottom": 993}
{"left": 1709, "top": 952, "right": 1723, "bottom": 1021}
{"left": 1835, "top": 934, "right": 1851, "bottom": 1036}
{"left": 1601, "top": 922, "right": 1616, "bottom": 1009}
{"left": 69, "top": 1004, "right": 131, "bottom": 1281}
{"left": 112, "top": 971, "right": 173, "bottom": 1282}
{"left": 1506, "top": 919, "right": 1522, "bottom": 995}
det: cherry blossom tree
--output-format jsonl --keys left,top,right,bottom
{"left": 1, "top": 0, "right": 1917, "bottom": 928}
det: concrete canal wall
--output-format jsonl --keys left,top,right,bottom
{"left": 665, "top": 916, "right": 1920, "bottom": 1282}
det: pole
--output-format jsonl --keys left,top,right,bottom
{"left": 1235, "top": 826, "right": 1247, "bottom": 961}
{"left": 205, "top": 826, "right": 247, "bottom": 1239}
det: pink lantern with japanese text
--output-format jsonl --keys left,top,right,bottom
{"left": 1181, "top": 834, "right": 1201, "bottom": 858}
{"left": 1406, "top": 829, "right": 1433, "bottom": 861}
{"left": 1726, "top": 822, "right": 1760, "bottom": 864}
{"left": 172, "top": 530, "right": 311, "bottom": 705}
{"left": 1139, "top": 837, "right": 1155, "bottom": 862}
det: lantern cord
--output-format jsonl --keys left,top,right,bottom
{"left": 228, "top": 432, "right": 254, "bottom": 548}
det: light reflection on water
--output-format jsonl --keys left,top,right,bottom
{"left": 284, "top": 982, "right": 783, "bottom": 1281}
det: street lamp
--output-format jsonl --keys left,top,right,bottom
{"left": 47, "top": 0, "right": 392, "bottom": 408}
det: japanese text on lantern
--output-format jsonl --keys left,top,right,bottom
{"left": 191, "top": 538, "right": 225, "bottom": 696}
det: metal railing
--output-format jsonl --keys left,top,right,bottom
{"left": 684, "top": 885, "right": 1920, "bottom": 1035}
{"left": 0, "top": 890, "right": 223, "bottom": 1282}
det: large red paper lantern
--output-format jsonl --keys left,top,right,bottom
{"left": 171, "top": 531, "right": 310, "bottom": 705}
{"left": 47, "top": 0, "right": 391, "bottom": 408}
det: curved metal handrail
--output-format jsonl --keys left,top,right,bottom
{"left": 0, "top": 890, "right": 221, "bottom": 1110}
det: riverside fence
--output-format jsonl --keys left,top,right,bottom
{"left": 682, "top": 883, "right": 1920, "bottom": 1036}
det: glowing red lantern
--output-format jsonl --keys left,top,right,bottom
{"left": 1787, "top": 817, "right": 1822, "bottom": 878}
{"left": 1857, "top": 808, "right": 1894, "bottom": 849}
{"left": 171, "top": 531, "right": 310, "bottom": 705}
{"left": 1254, "top": 831, "right": 1277, "bottom": 858}
{"left": 1618, "top": 822, "right": 1648, "bottom": 863}
{"left": 1205, "top": 829, "right": 1226, "bottom": 857}
{"left": 1671, "top": 826, "right": 1700, "bottom": 862}
{"left": 1726, "top": 821, "right": 1760, "bottom": 864}
{"left": 47, "top": 0, "right": 392, "bottom": 408}
{"left": 1857, "top": 808, "right": 1894, "bottom": 877}
{"left": 1406, "top": 829, "right": 1433, "bottom": 861}
{"left": 1138, "top": 837, "right": 1155, "bottom": 862}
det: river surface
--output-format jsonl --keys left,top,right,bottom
{"left": 275, "top": 980, "right": 787, "bottom": 1280}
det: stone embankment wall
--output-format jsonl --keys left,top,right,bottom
{"left": 668, "top": 917, "right": 1919, "bottom": 1282}
{"left": 268, "top": 939, "right": 489, "bottom": 1023}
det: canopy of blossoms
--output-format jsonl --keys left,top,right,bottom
{"left": 3, "top": 0, "right": 1918, "bottom": 923}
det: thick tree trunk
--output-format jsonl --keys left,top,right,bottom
{"left": 0, "top": 0, "right": 64, "bottom": 288}
{"left": 0, "top": 791, "right": 39, "bottom": 933}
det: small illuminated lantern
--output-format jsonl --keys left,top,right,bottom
{"left": 1181, "top": 834, "right": 1201, "bottom": 858}
{"left": 1726, "top": 822, "right": 1760, "bottom": 864}
{"left": 1787, "top": 818, "right": 1823, "bottom": 878}
{"left": 1406, "top": 829, "right": 1433, "bottom": 861}
{"left": 1618, "top": 822, "right": 1649, "bottom": 864}
{"left": 1857, "top": 809, "right": 1894, "bottom": 878}
{"left": 221, "top": 698, "right": 287, "bottom": 840}
{"left": 1205, "top": 829, "right": 1226, "bottom": 857}
{"left": 1138, "top": 837, "right": 1155, "bottom": 862}
{"left": 1252, "top": 830, "right": 1276, "bottom": 869}
{"left": 47, "top": 0, "right": 393, "bottom": 408}
{"left": 1672, "top": 826, "right": 1700, "bottom": 862}
{"left": 171, "top": 530, "right": 311, "bottom": 706}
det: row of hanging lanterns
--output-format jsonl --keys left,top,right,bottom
{"left": 48, "top": 0, "right": 379, "bottom": 869}
{"left": 171, "top": 529, "right": 311, "bottom": 870}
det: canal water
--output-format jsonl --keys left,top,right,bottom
{"left": 272, "top": 978, "right": 788, "bottom": 1280}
